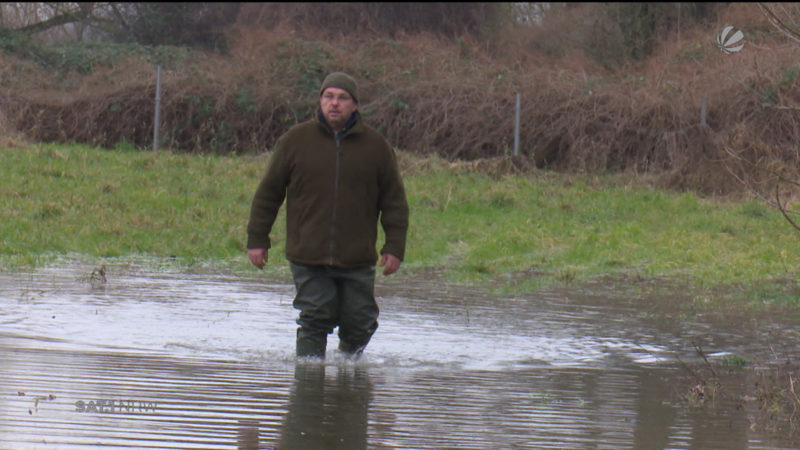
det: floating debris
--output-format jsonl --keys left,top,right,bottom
{"left": 28, "top": 393, "right": 57, "bottom": 414}
{"left": 90, "top": 265, "right": 107, "bottom": 284}
{"left": 78, "top": 265, "right": 108, "bottom": 287}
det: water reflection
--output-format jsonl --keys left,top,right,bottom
{"left": 632, "top": 369, "right": 678, "bottom": 449}
{"left": 629, "top": 368, "right": 746, "bottom": 450}
{"left": 237, "top": 418, "right": 261, "bottom": 449}
{"left": 279, "top": 362, "right": 371, "bottom": 449}
{"left": 0, "top": 264, "right": 799, "bottom": 448}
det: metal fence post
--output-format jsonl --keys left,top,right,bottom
{"left": 513, "top": 92, "right": 521, "bottom": 156}
{"left": 153, "top": 65, "right": 162, "bottom": 151}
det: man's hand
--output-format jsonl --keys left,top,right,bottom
{"left": 248, "top": 248, "right": 268, "bottom": 270}
{"left": 379, "top": 253, "right": 401, "bottom": 276}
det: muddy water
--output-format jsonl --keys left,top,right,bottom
{"left": 1, "top": 264, "right": 798, "bottom": 449}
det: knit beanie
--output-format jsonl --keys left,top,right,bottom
{"left": 319, "top": 72, "right": 358, "bottom": 103}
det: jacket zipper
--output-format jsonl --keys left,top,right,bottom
{"left": 329, "top": 135, "right": 342, "bottom": 265}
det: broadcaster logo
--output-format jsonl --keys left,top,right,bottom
{"left": 716, "top": 25, "right": 744, "bottom": 54}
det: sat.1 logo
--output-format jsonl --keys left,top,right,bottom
{"left": 716, "top": 25, "right": 744, "bottom": 54}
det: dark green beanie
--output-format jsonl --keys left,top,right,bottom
{"left": 319, "top": 72, "right": 358, "bottom": 103}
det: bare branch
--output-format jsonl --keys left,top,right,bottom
{"left": 758, "top": 2, "right": 800, "bottom": 45}
{"left": 15, "top": 3, "right": 85, "bottom": 35}
{"left": 694, "top": 343, "right": 718, "bottom": 379}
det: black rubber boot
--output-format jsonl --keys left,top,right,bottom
{"left": 296, "top": 327, "right": 327, "bottom": 359}
{"left": 338, "top": 340, "right": 367, "bottom": 360}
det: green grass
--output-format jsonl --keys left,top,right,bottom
{"left": 2, "top": 144, "right": 800, "bottom": 307}
{"left": 400, "top": 156, "right": 800, "bottom": 306}
{"left": 0, "top": 143, "right": 271, "bottom": 272}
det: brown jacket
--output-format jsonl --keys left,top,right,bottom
{"left": 247, "top": 111, "right": 409, "bottom": 268}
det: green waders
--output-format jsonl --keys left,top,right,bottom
{"left": 289, "top": 261, "right": 379, "bottom": 359}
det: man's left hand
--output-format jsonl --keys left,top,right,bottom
{"left": 379, "top": 253, "right": 401, "bottom": 276}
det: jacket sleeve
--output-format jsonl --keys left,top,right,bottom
{"left": 378, "top": 146, "right": 409, "bottom": 261}
{"left": 246, "top": 139, "right": 291, "bottom": 250}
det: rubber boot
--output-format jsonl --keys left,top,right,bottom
{"left": 296, "top": 327, "right": 327, "bottom": 359}
{"left": 338, "top": 340, "right": 367, "bottom": 360}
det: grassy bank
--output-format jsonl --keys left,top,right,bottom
{"left": 2, "top": 143, "right": 800, "bottom": 307}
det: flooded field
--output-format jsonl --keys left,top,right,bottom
{"left": 1, "top": 263, "right": 799, "bottom": 448}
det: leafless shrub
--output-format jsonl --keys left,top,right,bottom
{"left": 0, "top": 3, "right": 800, "bottom": 198}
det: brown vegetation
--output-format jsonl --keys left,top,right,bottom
{"left": 1, "top": 3, "right": 800, "bottom": 198}
{"left": 680, "top": 349, "right": 800, "bottom": 443}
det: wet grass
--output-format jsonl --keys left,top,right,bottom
{"left": 0, "top": 143, "right": 269, "bottom": 273}
{"left": 402, "top": 156, "right": 800, "bottom": 306}
{"left": 2, "top": 143, "right": 800, "bottom": 307}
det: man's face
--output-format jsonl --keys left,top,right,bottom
{"left": 320, "top": 87, "right": 357, "bottom": 131}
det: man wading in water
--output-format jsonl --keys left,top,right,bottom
{"left": 247, "top": 72, "right": 409, "bottom": 359}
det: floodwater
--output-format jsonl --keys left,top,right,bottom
{"left": 1, "top": 263, "right": 799, "bottom": 449}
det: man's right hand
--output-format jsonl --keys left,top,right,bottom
{"left": 248, "top": 248, "right": 268, "bottom": 270}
